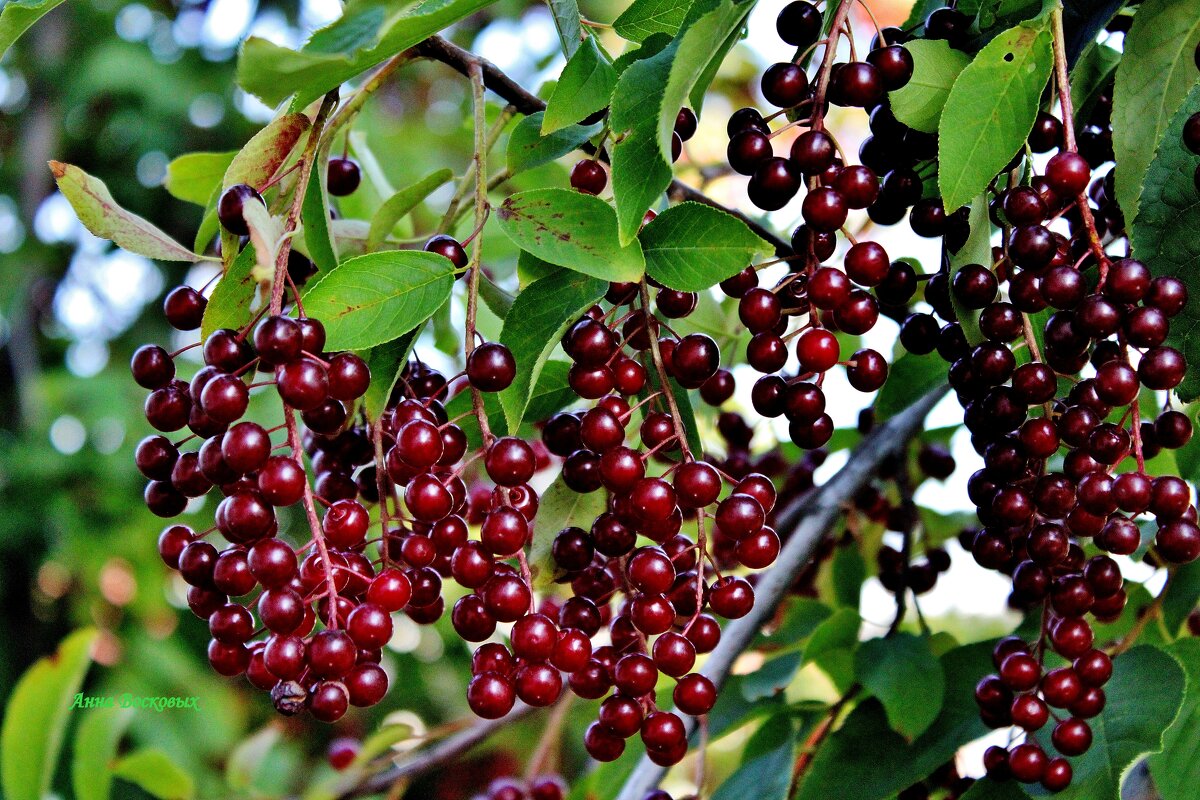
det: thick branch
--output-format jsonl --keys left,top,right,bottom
{"left": 413, "top": 35, "right": 791, "bottom": 254}
{"left": 613, "top": 386, "right": 949, "bottom": 800}
{"left": 337, "top": 703, "right": 538, "bottom": 799}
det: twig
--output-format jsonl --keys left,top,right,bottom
{"left": 414, "top": 35, "right": 791, "bottom": 254}
{"left": 639, "top": 282, "right": 694, "bottom": 461}
{"left": 613, "top": 386, "right": 949, "bottom": 800}
{"left": 464, "top": 60, "right": 494, "bottom": 446}
{"left": 336, "top": 704, "right": 539, "bottom": 799}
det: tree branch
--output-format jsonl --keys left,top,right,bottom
{"left": 412, "top": 35, "right": 791, "bottom": 254}
{"left": 337, "top": 703, "right": 538, "bottom": 799}
{"left": 613, "top": 386, "right": 949, "bottom": 800}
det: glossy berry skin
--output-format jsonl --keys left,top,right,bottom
{"left": 163, "top": 287, "right": 206, "bottom": 330}
{"left": 777, "top": 1, "right": 821, "bottom": 46}
{"left": 218, "top": 184, "right": 264, "bottom": 236}
{"left": 761, "top": 62, "right": 809, "bottom": 108}
{"left": 570, "top": 160, "right": 608, "bottom": 195}
{"left": 467, "top": 342, "right": 516, "bottom": 392}
{"left": 423, "top": 235, "right": 468, "bottom": 269}
{"left": 327, "top": 157, "right": 361, "bottom": 196}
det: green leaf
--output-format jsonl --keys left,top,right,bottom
{"left": 302, "top": 156, "right": 338, "bottom": 275}
{"left": 1035, "top": 645, "right": 1184, "bottom": 800}
{"left": 480, "top": 272, "right": 516, "bottom": 319}
{"left": 613, "top": 0, "right": 690, "bottom": 42}
{"left": 496, "top": 189, "right": 645, "bottom": 282}
{"left": 236, "top": 0, "right": 496, "bottom": 108}
{"left": 1111, "top": 0, "right": 1200, "bottom": 220}
{"left": 366, "top": 168, "right": 455, "bottom": 251}
{"left": 529, "top": 475, "right": 609, "bottom": 589}
{"left": 301, "top": 251, "right": 454, "bottom": 351}
{"left": 937, "top": 18, "right": 1053, "bottom": 212}
{"left": 222, "top": 113, "right": 310, "bottom": 190}
{"left": 49, "top": 162, "right": 205, "bottom": 263}
{"left": 201, "top": 244, "right": 260, "bottom": 339}
{"left": 741, "top": 652, "right": 804, "bottom": 701}
{"left": 542, "top": 37, "right": 616, "bottom": 136}
{"left": 874, "top": 354, "right": 945, "bottom": 420}
{"left": 1149, "top": 639, "right": 1200, "bottom": 800}
{"left": 1130, "top": 82, "right": 1200, "bottom": 401}
{"left": 663, "top": 376, "right": 703, "bottom": 456}
{"left": 711, "top": 716, "right": 796, "bottom": 800}
{"left": 72, "top": 707, "right": 135, "bottom": 800}
{"left": 1, "top": 628, "right": 97, "bottom": 800}
{"left": 225, "top": 725, "right": 281, "bottom": 793}
{"left": 889, "top": 40, "right": 970, "bottom": 134}
{"left": 497, "top": 270, "right": 607, "bottom": 431}
{"left": 958, "top": 779, "right": 1034, "bottom": 800}
{"left": 0, "top": 0, "right": 65, "bottom": 59}
{"left": 948, "top": 195, "right": 992, "bottom": 345}
{"left": 802, "top": 608, "right": 860, "bottom": 692}
{"left": 1162, "top": 558, "right": 1200, "bottom": 635}
{"left": 854, "top": 634, "right": 946, "bottom": 740}
{"left": 507, "top": 112, "right": 601, "bottom": 174}
{"left": 1069, "top": 43, "right": 1120, "bottom": 130}
{"left": 361, "top": 325, "right": 422, "bottom": 422}
{"left": 164, "top": 152, "right": 237, "bottom": 206}
{"left": 796, "top": 640, "right": 994, "bottom": 800}
{"left": 111, "top": 749, "right": 194, "bottom": 800}
{"left": 523, "top": 360, "right": 576, "bottom": 423}
{"left": 904, "top": 0, "right": 945, "bottom": 29}
{"left": 610, "top": 0, "right": 753, "bottom": 243}
{"left": 548, "top": 0, "right": 582, "bottom": 57}
{"left": 831, "top": 543, "right": 865, "bottom": 608}
{"left": 640, "top": 202, "right": 770, "bottom": 291}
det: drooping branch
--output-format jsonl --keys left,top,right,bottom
{"left": 336, "top": 703, "right": 538, "bottom": 799}
{"left": 412, "top": 35, "right": 791, "bottom": 254}
{"left": 613, "top": 386, "right": 949, "bottom": 800}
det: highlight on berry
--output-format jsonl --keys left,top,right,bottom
{"left": 5, "top": 1, "right": 1200, "bottom": 800}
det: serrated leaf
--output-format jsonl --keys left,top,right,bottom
{"left": 1018, "top": 645, "right": 1182, "bottom": 800}
{"left": 613, "top": 0, "right": 690, "bottom": 42}
{"left": 802, "top": 607, "right": 860, "bottom": 692}
{"left": 1129, "top": 82, "right": 1200, "bottom": 401}
{"left": 610, "top": 0, "right": 753, "bottom": 243}
{"left": 640, "top": 202, "right": 770, "bottom": 291}
{"left": 202, "top": 244, "right": 260, "bottom": 339}
{"left": 831, "top": 543, "right": 865, "bottom": 608}
{"left": 1111, "top": 0, "right": 1200, "bottom": 220}
{"left": 548, "top": 0, "right": 582, "bottom": 57}
{"left": 1161, "top": 558, "right": 1200, "bottom": 635}
{"left": 112, "top": 749, "right": 194, "bottom": 800}
{"left": 225, "top": 725, "right": 281, "bottom": 792}
{"left": 241, "top": 199, "right": 285, "bottom": 285}
{"left": 223, "top": 113, "right": 310, "bottom": 190}
{"left": 301, "top": 251, "right": 454, "bottom": 351}
{"left": 796, "top": 640, "right": 994, "bottom": 800}
{"left": 1069, "top": 43, "right": 1120, "bottom": 130}
{"left": 49, "top": 162, "right": 205, "bottom": 263}
{"left": 662, "top": 376, "right": 702, "bottom": 455}
{"left": 937, "top": 19, "right": 1053, "bottom": 212}
{"left": 1, "top": 628, "right": 97, "bottom": 800}
{"left": 237, "top": 0, "right": 496, "bottom": 108}
{"left": 302, "top": 156, "right": 338, "bottom": 274}
{"left": 854, "top": 634, "right": 945, "bottom": 740}
{"left": 0, "top": 0, "right": 65, "bottom": 59}
{"left": 948, "top": 195, "right": 992, "bottom": 345}
{"left": 507, "top": 112, "right": 601, "bottom": 174}
{"left": 889, "top": 40, "right": 970, "bottom": 134}
{"left": 480, "top": 272, "right": 515, "bottom": 319}
{"left": 497, "top": 270, "right": 607, "bottom": 431}
{"left": 496, "top": 189, "right": 645, "bottom": 282}
{"left": 164, "top": 152, "right": 237, "bottom": 206}
{"left": 361, "top": 325, "right": 421, "bottom": 422}
{"left": 72, "top": 706, "right": 134, "bottom": 800}
{"left": 874, "top": 354, "right": 946, "bottom": 420}
{"left": 1149, "top": 639, "right": 1200, "bottom": 800}
{"left": 367, "top": 169, "right": 454, "bottom": 252}
{"left": 529, "top": 475, "right": 609, "bottom": 589}
{"left": 542, "top": 37, "right": 616, "bottom": 135}
{"left": 741, "top": 652, "right": 804, "bottom": 701}
{"left": 711, "top": 717, "right": 795, "bottom": 800}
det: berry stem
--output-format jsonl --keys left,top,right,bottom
{"left": 464, "top": 59, "right": 495, "bottom": 447}
{"left": 638, "top": 281, "right": 694, "bottom": 461}
{"left": 372, "top": 416, "right": 394, "bottom": 567}
{"left": 811, "top": 0, "right": 857, "bottom": 132}
{"left": 1049, "top": 7, "right": 1109, "bottom": 281}
{"left": 269, "top": 91, "right": 339, "bottom": 317}
{"left": 284, "top": 405, "right": 343, "bottom": 627}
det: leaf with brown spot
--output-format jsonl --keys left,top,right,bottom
{"left": 496, "top": 189, "right": 644, "bottom": 283}
{"left": 223, "top": 113, "right": 310, "bottom": 190}
{"left": 49, "top": 162, "right": 207, "bottom": 262}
